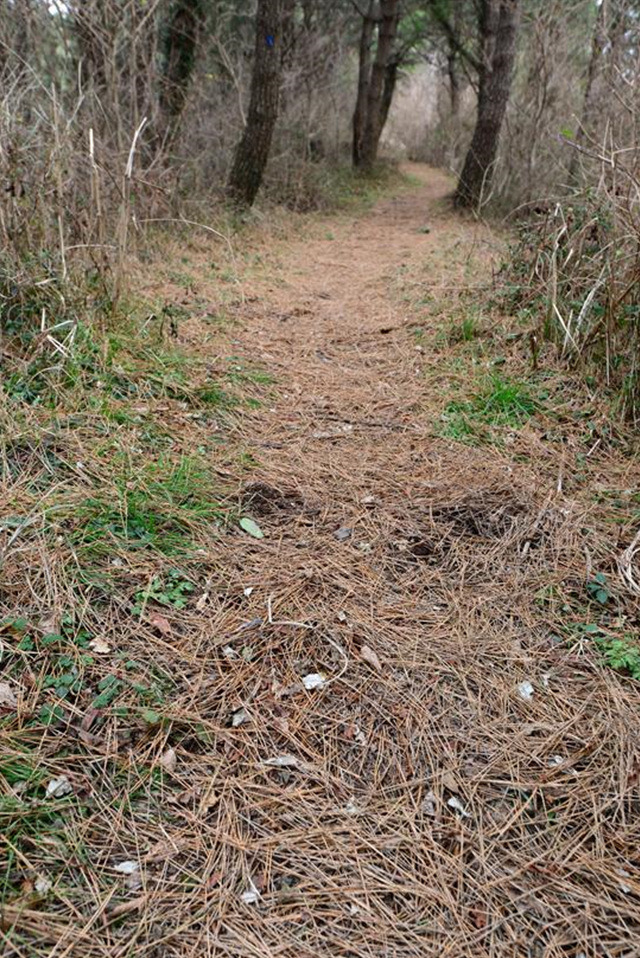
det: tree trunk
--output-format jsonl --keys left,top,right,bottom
{"left": 352, "top": 0, "right": 376, "bottom": 168}
{"left": 157, "top": 0, "right": 204, "bottom": 150}
{"left": 379, "top": 57, "right": 399, "bottom": 133}
{"left": 226, "top": 0, "right": 285, "bottom": 208}
{"left": 447, "top": 45, "right": 460, "bottom": 117}
{"left": 358, "top": 0, "right": 400, "bottom": 172}
{"left": 454, "top": 0, "right": 520, "bottom": 209}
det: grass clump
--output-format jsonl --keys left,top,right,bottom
{"left": 440, "top": 374, "right": 540, "bottom": 445}
{"left": 448, "top": 313, "right": 481, "bottom": 344}
{"left": 72, "top": 454, "right": 225, "bottom": 562}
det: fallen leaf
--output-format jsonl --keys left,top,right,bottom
{"left": 240, "top": 880, "right": 261, "bottom": 905}
{"left": 46, "top": 775, "right": 73, "bottom": 798}
{"left": 196, "top": 592, "right": 209, "bottom": 611}
{"left": 441, "top": 771, "right": 458, "bottom": 792}
{"left": 422, "top": 790, "right": 437, "bottom": 817}
{"left": 0, "top": 682, "right": 17, "bottom": 710}
{"left": 145, "top": 837, "right": 188, "bottom": 862}
{"left": 114, "top": 860, "right": 139, "bottom": 875}
{"left": 38, "top": 611, "right": 60, "bottom": 634}
{"left": 447, "top": 796, "right": 470, "bottom": 818}
{"left": 260, "top": 754, "right": 303, "bottom": 769}
{"left": 548, "top": 754, "right": 564, "bottom": 768}
{"left": 159, "top": 748, "right": 177, "bottom": 773}
{"left": 302, "top": 672, "right": 325, "bottom": 690}
{"left": 89, "top": 637, "right": 111, "bottom": 654}
{"left": 243, "top": 586, "right": 254, "bottom": 597}
{"left": 239, "top": 517, "right": 264, "bottom": 539}
{"left": 333, "top": 526, "right": 352, "bottom": 541}
{"left": 34, "top": 876, "right": 52, "bottom": 895}
{"left": 360, "top": 645, "right": 382, "bottom": 672}
{"left": 470, "top": 907, "right": 487, "bottom": 929}
{"left": 517, "top": 681, "right": 534, "bottom": 701}
{"left": 147, "top": 611, "right": 172, "bottom": 636}
{"left": 232, "top": 707, "right": 249, "bottom": 727}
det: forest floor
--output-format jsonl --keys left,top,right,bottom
{"left": 3, "top": 165, "right": 640, "bottom": 956}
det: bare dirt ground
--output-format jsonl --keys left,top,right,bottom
{"left": 4, "top": 166, "right": 640, "bottom": 956}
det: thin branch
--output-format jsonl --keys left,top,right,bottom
{"left": 428, "top": 1, "right": 482, "bottom": 74}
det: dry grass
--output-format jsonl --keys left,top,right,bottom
{"left": 2, "top": 166, "right": 640, "bottom": 957}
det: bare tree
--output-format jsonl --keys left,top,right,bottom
{"left": 226, "top": 0, "right": 289, "bottom": 207}
{"left": 454, "top": 0, "right": 520, "bottom": 209}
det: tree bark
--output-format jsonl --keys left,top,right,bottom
{"left": 226, "top": 0, "right": 285, "bottom": 208}
{"left": 158, "top": 0, "right": 204, "bottom": 149}
{"left": 454, "top": 0, "right": 520, "bottom": 209}
{"left": 447, "top": 44, "right": 460, "bottom": 117}
{"left": 379, "top": 56, "right": 399, "bottom": 133}
{"left": 358, "top": 0, "right": 400, "bottom": 172}
{"left": 352, "top": 0, "right": 376, "bottom": 168}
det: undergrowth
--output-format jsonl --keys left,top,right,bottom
{"left": 440, "top": 374, "right": 540, "bottom": 445}
{"left": 499, "top": 156, "right": 640, "bottom": 423}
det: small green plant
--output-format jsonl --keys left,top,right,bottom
{"left": 563, "top": 622, "right": 640, "bottom": 680}
{"left": 74, "top": 455, "right": 225, "bottom": 560}
{"left": 586, "top": 571, "right": 610, "bottom": 605}
{"left": 449, "top": 315, "right": 480, "bottom": 344}
{"left": 132, "top": 569, "right": 194, "bottom": 614}
{"left": 597, "top": 635, "right": 640, "bottom": 679}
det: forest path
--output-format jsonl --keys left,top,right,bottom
{"left": 140, "top": 166, "right": 639, "bottom": 955}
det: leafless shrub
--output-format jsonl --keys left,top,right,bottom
{"left": 503, "top": 136, "right": 640, "bottom": 419}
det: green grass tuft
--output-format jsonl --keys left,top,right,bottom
{"left": 440, "top": 374, "right": 540, "bottom": 445}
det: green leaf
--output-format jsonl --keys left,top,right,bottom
{"left": 239, "top": 517, "right": 264, "bottom": 539}
{"left": 42, "top": 633, "right": 63, "bottom": 646}
{"left": 141, "top": 708, "right": 161, "bottom": 725}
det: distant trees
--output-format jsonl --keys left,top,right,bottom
{"left": 6, "top": 0, "right": 631, "bottom": 230}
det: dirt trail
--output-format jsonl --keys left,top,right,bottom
{"left": 154, "top": 166, "right": 637, "bottom": 957}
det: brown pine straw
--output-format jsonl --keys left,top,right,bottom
{"left": 1, "top": 168, "right": 640, "bottom": 956}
